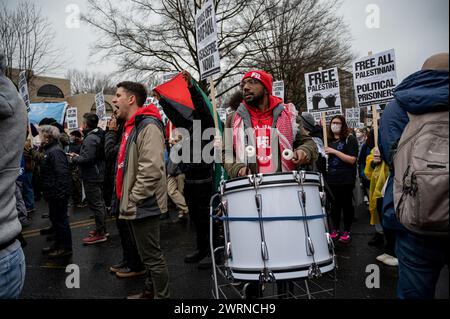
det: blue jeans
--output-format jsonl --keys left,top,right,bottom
{"left": 0, "top": 242, "right": 26, "bottom": 299}
{"left": 396, "top": 230, "right": 449, "bottom": 299}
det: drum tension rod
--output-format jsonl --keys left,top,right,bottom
{"left": 296, "top": 170, "right": 322, "bottom": 279}
{"left": 250, "top": 174, "right": 275, "bottom": 284}
{"left": 319, "top": 173, "right": 337, "bottom": 261}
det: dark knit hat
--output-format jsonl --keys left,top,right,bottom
{"left": 300, "top": 112, "right": 316, "bottom": 132}
{"left": 242, "top": 70, "right": 273, "bottom": 95}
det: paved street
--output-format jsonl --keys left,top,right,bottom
{"left": 19, "top": 198, "right": 448, "bottom": 299}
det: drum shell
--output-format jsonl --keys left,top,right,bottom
{"left": 222, "top": 172, "right": 334, "bottom": 280}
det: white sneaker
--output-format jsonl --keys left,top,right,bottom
{"left": 382, "top": 256, "right": 399, "bottom": 267}
{"left": 376, "top": 253, "right": 391, "bottom": 262}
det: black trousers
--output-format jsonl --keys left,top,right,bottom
{"left": 48, "top": 197, "right": 72, "bottom": 250}
{"left": 84, "top": 182, "right": 107, "bottom": 235}
{"left": 115, "top": 216, "right": 144, "bottom": 270}
{"left": 376, "top": 197, "right": 396, "bottom": 257}
{"left": 329, "top": 184, "right": 355, "bottom": 232}
{"left": 111, "top": 196, "right": 144, "bottom": 270}
{"left": 184, "top": 180, "right": 213, "bottom": 253}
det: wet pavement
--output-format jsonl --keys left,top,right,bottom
{"left": 19, "top": 198, "right": 448, "bottom": 299}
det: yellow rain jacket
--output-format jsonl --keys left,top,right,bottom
{"left": 365, "top": 149, "right": 389, "bottom": 225}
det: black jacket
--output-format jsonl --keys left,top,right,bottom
{"left": 40, "top": 140, "right": 71, "bottom": 200}
{"left": 104, "top": 125, "right": 123, "bottom": 163}
{"left": 161, "top": 86, "right": 215, "bottom": 181}
{"left": 73, "top": 127, "right": 105, "bottom": 183}
{"left": 68, "top": 142, "right": 82, "bottom": 155}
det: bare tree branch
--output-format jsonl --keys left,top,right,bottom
{"left": 0, "top": 1, "right": 68, "bottom": 83}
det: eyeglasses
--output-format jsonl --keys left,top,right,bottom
{"left": 240, "top": 78, "right": 260, "bottom": 90}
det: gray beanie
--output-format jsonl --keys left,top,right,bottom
{"left": 300, "top": 112, "right": 316, "bottom": 132}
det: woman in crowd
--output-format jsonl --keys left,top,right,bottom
{"left": 39, "top": 125, "right": 73, "bottom": 258}
{"left": 325, "top": 115, "right": 359, "bottom": 243}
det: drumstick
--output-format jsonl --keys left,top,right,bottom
{"left": 245, "top": 145, "right": 255, "bottom": 175}
{"left": 282, "top": 149, "right": 294, "bottom": 161}
{"left": 246, "top": 145, "right": 256, "bottom": 157}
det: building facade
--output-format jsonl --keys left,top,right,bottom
{"left": 9, "top": 69, "right": 114, "bottom": 129}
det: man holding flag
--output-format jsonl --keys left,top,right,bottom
{"left": 154, "top": 71, "right": 219, "bottom": 266}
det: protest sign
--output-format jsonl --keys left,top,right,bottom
{"left": 305, "top": 67, "right": 342, "bottom": 120}
{"left": 95, "top": 91, "right": 106, "bottom": 120}
{"left": 346, "top": 108, "right": 361, "bottom": 129}
{"left": 19, "top": 71, "right": 30, "bottom": 112}
{"left": 195, "top": 0, "right": 221, "bottom": 80}
{"left": 273, "top": 81, "right": 285, "bottom": 101}
{"left": 353, "top": 49, "right": 397, "bottom": 108}
{"left": 66, "top": 107, "right": 78, "bottom": 130}
{"left": 311, "top": 108, "right": 343, "bottom": 126}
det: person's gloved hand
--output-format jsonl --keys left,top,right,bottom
{"left": 312, "top": 93, "right": 322, "bottom": 110}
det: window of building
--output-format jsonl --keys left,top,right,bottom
{"left": 37, "top": 84, "right": 65, "bottom": 98}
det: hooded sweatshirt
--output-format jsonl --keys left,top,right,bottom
{"left": 0, "top": 53, "right": 28, "bottom": 247}
{"left": 243, "top": 95, "right": 282, "bottom": 173}
{"left": 379, "top": 69, "right": 449, "bottom": 230}
{"left": 116, "top": 105, "right": 162, "bottom": 199}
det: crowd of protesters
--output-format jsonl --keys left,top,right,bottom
{"left": 0, "top": 50, "right": 448, "bottom": 300}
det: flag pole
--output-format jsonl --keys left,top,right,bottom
{"left": 368, "top": 51, "right": 379, "bottom": 148}
{"left": 317, "top": 67, "right": 328, "bottom": 148}
{"left": 208, "top": 76, "right": 220, "bottom": 138}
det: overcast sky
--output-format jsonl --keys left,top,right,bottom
{"left": 4, "top": 0, "right": 449, "bottom": 82}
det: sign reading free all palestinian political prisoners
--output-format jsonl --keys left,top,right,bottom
{"left": 304, "top": 67, "right": 342, "bottom": 118}
{"left": 195, "top": 0, "right": 221, "bottom": 80}
{"left": 353, "top": 49, "right": 397, "bottom": 108}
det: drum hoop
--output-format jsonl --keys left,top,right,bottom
{"left": 227, "top": 258, "right": 334, "bottom": 273}
{"left": 227, "top": 171, "right": 319, "bottom": 182}
{"left": 223, "top": 171, "right": 320, "bottom": 191}
{"left": 213, "top": 214, "right": 326, "bottom": 222}
{"left": 223, "top": 180, "right": 320, "bottom": 194}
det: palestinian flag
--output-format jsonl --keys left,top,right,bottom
{"left": 154, "top": 73, "right": 228, "bottom": 192}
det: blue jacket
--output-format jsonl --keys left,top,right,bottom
{"left": 379, "top": 69, "right": 449, "bottom": 230}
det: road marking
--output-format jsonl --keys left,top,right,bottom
{"left": 22, "top": 218, "right": 114, "bottom": 239}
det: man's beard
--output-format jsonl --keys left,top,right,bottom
{"left": 245, "top": 92, "right": 264, "bottom": 107}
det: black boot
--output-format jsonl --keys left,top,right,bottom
{"left": 184, "top": 249, "right": 208, "bottom": 263}
{"left": 368, "top": 232, "right": 384, "bottom": 246}
{"left": 40, "top": 225, "right": 54, "bottom": 235}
